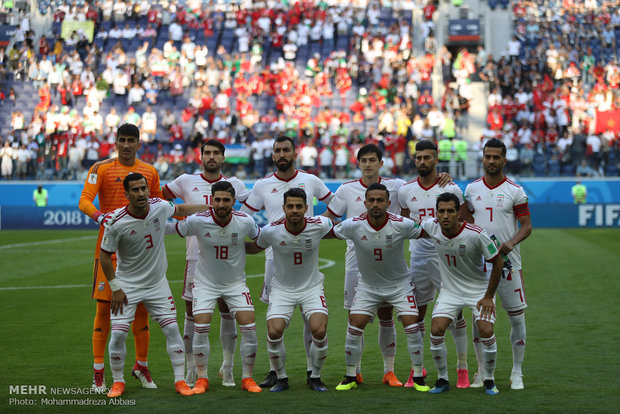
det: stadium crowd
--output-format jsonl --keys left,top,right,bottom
{"left": 0, "top": 0, "right": 618, "bottom": 182}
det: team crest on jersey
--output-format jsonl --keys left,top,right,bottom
{"left": 355, "top": 196, "right": 363, "bottom": 202}
{"left": 305, "top": 238, "right": 312, "bottom": 250}
{"left": 98, "top": 282, "right": 105, "bottom": 291}
{"left": 271, "top": 188, "right": 278, "bottom": 193}
{"left": 153, "top": 218, "right": 161, "bottom": 231}
{"left": 496, "top": 194, "right": 505, "bottom": 207}
{"left": 280, "top": 241, "right": 286, "bottom": 246}
{"left": 385, "top": 234, "right": 393, "bottom": 248}
{"left": 231, "top": 233, "right": 238, "bottom": 245}
{"left": 192, "top": 187, "right": 199, "bottom": 192}
{"left": 458, "top": 244, "right": 466, "bottom": 257}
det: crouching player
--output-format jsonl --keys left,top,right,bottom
{"left": 174, "top": 181, "right": 262, "bottom": 393}
{"left": 419, "top": 193, "right": 503, "bottom": 396}
{"left": 100, "top": 173, "right": 210, "bottom": 397}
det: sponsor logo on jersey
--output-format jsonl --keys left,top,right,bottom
{"left": 361, "top": 235, "right": 368, "bottom": 241}
{"left": 88, "top": 173, "right": 98, "bottom": 184}
{"left": 459, "top": 244, "right": 466, "bottom": 257}
{"left": 280, "top": 241, "right": 286, "bottom": 246}
{"left": 271, "top": 188, "right": 278, "bottom": 193}
{"left": 411, "top": 196, "right": 417, "bottom": 202}
{"left": 204, "top": 232, "right": 211, "bottom": 238}
{"left": 192, "top": 187, "right": 199, "bottom": 192}
{"left": 355, "top": 196, "right": 363, "bottom": 202}
{"left": 153, "top": 218, "right": 161, "bottom": 231}
{"left": 115, "top": 177, "right": 122, "bottom": 182}
{"left": 129, "top": 229, "right": 137, "bottom": 235}
{"left": 231, "top": 233, "right": 238, "bottom": 245}
{"left": 476, "top": 195, "right": 482, "bottom": 201}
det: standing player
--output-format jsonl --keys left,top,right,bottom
{"left": 246, "top": 188, "right": 333, "bottom": 392}
{"left": 332, "top": 183, "right": 430, "bottom": 392}
{"left": 323, "top": 143, "right": 407, "bottom": 386}
{"left": 461, "top": 138, "right": 532, "bottom": 390}
{"left": 174, "top": 181, "right": 262, "bottom": 394}
{"left": 79, "top": 123, "right": 163, "bottom": 391}
{"left": 100, "top": 173, "right": 209, "bottom": 397}
{"left": 240, "top": 136, "right": 333, "bottom": 388}
{"left": 162, "top": 139, "right": 250, "bottom": 387}
{"left": 398, "top": 140, "right": 470, "bottom": 388}
{"left": 419, "top": 193, "right": 503, "bottom": 396}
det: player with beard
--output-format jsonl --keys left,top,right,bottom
{"left": 240, "top": 136, "right": 333, "bottom": 389}
{"left": 460, "top": 138, "right": 532, "bottom": 390}
{"left": 163, "top": 139, "right": 250, "bottom": 387}
{"left": 398, "top": 140, "right": 469, "bottom": 388}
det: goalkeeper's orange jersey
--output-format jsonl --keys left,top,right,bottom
{"left": 79, "top": 157, "right": 163, "bottom": 258}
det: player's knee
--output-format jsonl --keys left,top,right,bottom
{"left": 267, "top": 325, "right": 284, "bottom": 340}
{"left": 185, "top": 300, "right": 193, "bottom": 316}
{"left": 477, "top": 323, "right": 494, "bottom": 338}
{"left": 311, "top": 325, "right": 327, "bottom": 340}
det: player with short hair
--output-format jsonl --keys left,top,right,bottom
{"left": 246, "top": 188, "right": 334, "bottom": 392}
{"left": 174, "top": 181, "right": 262, "bottom": 394}
{"left": 398, "top": 140, "right": 470, "bottom": 388}
{"left": 460, "top": 138, "right": 532, "bottom": 390}
{"left": 419, "top": 192, "right": 503, "bottom": 396}
{"left": 240, "top": 136, "right": 333, "bottom": 388}
{"left": 79, "top": 123, "right": 163, "bottom": 391}
{"left": 100, "top": 173, "right": 209, "bottom": 397}
{"left": 162, "top": 139, "right": 250, "bottom": 387}
{"left": 323, "top": 143, "right": 407, "bottom": 386}
{"left": 332, "top": 183, "right": 430, "bottom": 392}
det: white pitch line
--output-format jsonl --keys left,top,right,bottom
{"left": 0, "top": 258, "right": 337, "bottom": 291}
{"left": 0, "top": 235, "right": 98, "bottom": 250}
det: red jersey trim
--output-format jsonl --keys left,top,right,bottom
{"left": 442, "top": 222, "right": 467, "bottom": 239}
{"left": 212, "top": 208, "right": 233, "bottom": 228}
{"left": 326, "top": 206, "right": 341, "bottom": 217}
{"left": 418, "top": 177, "right": 440, "bottom": 191}
{"left": 273, "top": 170, "right": 299, "bottom": 182}
{"left": 285, "top": 218, "right": 307, "bottom": 235}
{"left": 482, "top": 176, "right": 507, "bottom": 190}
{"left": 175, "top": 222, "right": 184, "bottom": 238}
{"left": 201, "top": 173, "right": 224, "bottom": 183}
{"left": 163, "top": 183, "right": 179, "bottom": 199}
{"left": 318, "top": 191, "right": 332, "bottom": 201}
{"left": 242, "top": 200, "right": 260, "bottom": 212}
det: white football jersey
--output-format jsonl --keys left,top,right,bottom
{"left": 101, "top": 198, "right": 175, "bottom": 288}
{"left": 464, "top": 177, "right": 529, "bottom": 269}
{"left": 164, "top": 173, "right": 250, "bottom": 260}
{"left": 256, "top": 216, "right": 333, "bottom": 293}
{"left": 241, "top": 170, "right": 333, "bottom": 259}
{"left": 175, "top": 210, "right": 259, "bottom": 288}
{"left": 333, "top": 213, "right": 423, "bottom": 288}
{"left": 326, "top": 177, "right": 406, "bottom": 262}
{"left": 420, "top": 219, "right": 500, "bottom": 297}
{"left": 398, "top": 178, "right": 464, "bottom": 257}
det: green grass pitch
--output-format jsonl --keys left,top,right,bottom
{"left": 1, "top": 228, "right": 619, "bottom": 413}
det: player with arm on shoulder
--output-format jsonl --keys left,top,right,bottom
{"left": 78, "top": 123, "right": 164, "bottom": 392}
{"left": 322, "top": 143, "right": 408, "bottom": 386}
{"left": 100, "top": 173, "right": 209, "bottom": 398}
{"left": 460, "top": 138, "right": 532, "bottom": 390}
{"left": 174, "top": 181, "right": 262, "bottom": 394}
{"left": 419, "top": 192, "right": 503, "bottom": 396}
{"left": 162, "top": 139, "right": 250, "bottom": 387}
{"left": 332, "top": 183, "right": 430, "bottom": 393}
{"left": 239, "top": 135, "right": 333, "bottom": 388}
{"left": 398, "top": 140, "right": 470, "bottom": 388}
{"left": 246, "top": 188, "right": 334, "bottom": 392}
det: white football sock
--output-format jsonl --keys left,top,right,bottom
{"left": 193, "top": 323, "right": 211, "bottom": 379}
{"left": 239, "top": 323, "right": 257, "bottom": 379}
{"left": 379, "top": 318, "right": 397, "bottom": 373}
{"left": 183, "top": 313, "right": 196, "bottom": 372}
{"left": 159, "top": 319, "right": 186, "bottom": 382}
{"left": 345, "top": 324, "right": 364, "bottom": 377}
{"left": 480, "top": 335, "right": 497, "bottom": 381}
{"left": 404, "top": 323, "right": 424, "bottom": 377}
{"left": 302, "top": 315, "right": 313, "bottom": 371}
{"left": 310, "top": 335, "right": 328, "bottom": 378}
{"left": 508, "top": 312, "right": 526, "bottom": 375}
{"left": 267, "top": 335, "right": 287, "bottom": 379}
{"left": 449, "top": 315, "right": 468, "bottom": 370}
{"left": 430, "top": 334, "right": 448, "bottom": 380}
{"left": 109, "top": 323, "right": 129, "bottom": 383}
{"left": 220, "top": 312, "right": 237, "bottom": 370}
{"left": 472, "top": 316, "right": 483, "bottom": 374}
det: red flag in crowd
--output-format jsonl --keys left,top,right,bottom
{"left": 595, "top": 109, "right": 620, "bottom": 134}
